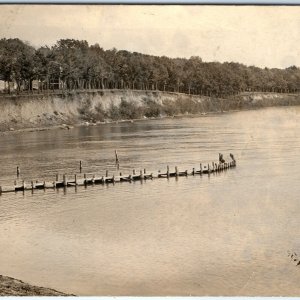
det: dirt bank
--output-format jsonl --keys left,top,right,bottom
{"left": 0, "top": 90, "right": 299, "bottom": 132}
{"left": 0, "top": 274, "right": 72, "bottom": 296}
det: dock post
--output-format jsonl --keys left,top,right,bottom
{"left": 75, "top": 174, "right": 77, "bottom": 185}
{"left": 115, "top": 150, "right": 119, "bottom": 164}
{"left": 144, "top": 168, "right": 146, "bottom": 174}
{"left": 167, "top": 165, "right": 170, "bottom": 178}
{"left": 192, "top": 167, "right": 195, "bottom": 175}
{"left": 112, "top": 175, "right": 115, "bottom": 183}
{"left": 208, "top": 163, "right": 210, "bottom": 173}
{"left": 79, "top": 161, "right": 82, "bottom": 173}
{"left": 63, "top": 174, "right": 67, "bottom": 187}
{"left": 133, "top": 169, "right": 136, "bottom": 175}
{"left": 212, "top": 162, "right": 215, "bottom": 172}
{"left": 140, "top": 170, "right": 143, "bottom": 178}
{"left": 17, "top": 166, "right": 20, "bottom": 178}
{"left": 106, "top": 170, "right": 108, "bottom": 177}
{"left": 0, "top": 186, "right": 2, "bottom": 195}
{"left": 92, "top": 175, "right": 95, "bottom": 184}
{"left": 175, "top": 166, "right": 178, "bottom": 177}
{"left": 31, "top": 181, "right": 34, "bottom": 190}
{"left": 120, "top": 172, "right": 122, "bottom": 176}
{"left": 14, "top": 180, "right": 17, "bottom": 186}
{"left": 22, "top": 180, "right": 26, "bottom": 190}
{"left": 200, "top": 163, "right": 203, "bottom": 174}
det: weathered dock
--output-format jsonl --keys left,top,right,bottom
{"left": 0, "top": 154, "right": 236, "bottom": 195}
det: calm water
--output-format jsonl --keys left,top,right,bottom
{"left": 0, "top": 106, "right": 300, "bottom": 296}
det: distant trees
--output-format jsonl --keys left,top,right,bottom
{"left": 0, "top": 38, "right": 36, "bottom": 91}
{"left": 1, "top": 37, "right": 300, "bottom": 96}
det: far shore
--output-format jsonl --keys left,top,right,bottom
{"left": 0, "top": 104, "right": 296, "bottom": 136}
{"left": 0, "top": 89, "right": 299, "bottom": 134}
{"left": 0, "top": 110, "right": 222, "bottom": 135}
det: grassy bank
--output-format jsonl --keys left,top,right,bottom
{"left": 0, "top": 274, "right": 72, "bottom": 296}
{"left": 0, "top": 90, "right": 299, "bottom": 132}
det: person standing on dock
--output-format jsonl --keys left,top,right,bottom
{"left": 219, "top": 153, "right": 225, "bottom": 163}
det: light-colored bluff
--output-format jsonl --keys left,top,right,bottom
{"left": 0, "top": 90, "right": 299, "bottom": 131}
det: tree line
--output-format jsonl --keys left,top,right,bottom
{"left": 1, "top": 37, "right": 300, "bottom": 97}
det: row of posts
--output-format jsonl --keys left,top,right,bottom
{"left": 10, "top": 158, "right": 235, "bottom": 192}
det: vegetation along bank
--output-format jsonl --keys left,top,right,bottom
{"left": 0, "top": 89, "right": 299, "bottom": 132}
{"left": 1, "top": 37, "right": 300, "bottom": 132}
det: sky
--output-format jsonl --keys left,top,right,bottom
{"left": 0, "top": 5, "right": 300, "bottom": 68}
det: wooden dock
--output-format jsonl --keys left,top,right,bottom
{"left": 0, "top": 155, "right": 236, "bottom": 195}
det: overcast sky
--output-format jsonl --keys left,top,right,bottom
{"left": 0, "top": 5, "right": 299, "bottom": 68}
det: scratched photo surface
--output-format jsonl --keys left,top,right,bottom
{"left": 0, "top": 4, "right": 300, "bottom": 296}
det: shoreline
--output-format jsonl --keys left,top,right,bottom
{"left": 0, "top": 274, "right": 73, "bottom": 296}
{"left": 0, "top": 89, "right": 299, "bottom": 134}
{"left": 0, "top": 104, "right": 296, "bottom": 136}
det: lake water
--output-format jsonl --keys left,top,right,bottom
{"left": 0, "top": 106, "right": 300, "bottom": 296}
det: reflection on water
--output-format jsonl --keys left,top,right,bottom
{"left": 0, "top": 106, "right": 300, "bottom": 295}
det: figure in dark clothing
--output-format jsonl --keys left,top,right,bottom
{"left": 230, "top": 153, "right": 235, "bottom": 162}
{"left": 219, "top": 153, "right": 225, "bottom": 163}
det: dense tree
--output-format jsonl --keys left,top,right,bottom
{"left": 1, "top": 37, "right": 300, "bottom": 96}
{"left": 0, "top": 38, "right": 36, "bottom": 91}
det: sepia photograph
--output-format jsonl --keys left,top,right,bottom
{"left": 0, "top": 2, "right": 300, "bottom": 296}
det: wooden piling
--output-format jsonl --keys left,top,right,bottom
{"left": 17, "top": 166, "right": 20, "bottom": 178}
{"left": 0, "top": 154, "right": 237, "bottom": 196}
{"left": 79, "top": 161, "right": 82, "bottom": 173}
{"left": 106, "top": 170, "right": 108, "bottom": 177}
{"left": 115, "top": 150, "right": 119, "bottom": 164}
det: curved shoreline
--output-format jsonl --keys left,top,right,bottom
{"left": 0, "top": 90, "right": 299, "bottom": 134}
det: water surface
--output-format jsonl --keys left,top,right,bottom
{"left": 0, "top": 107, "right": 300, "bottom": 296}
